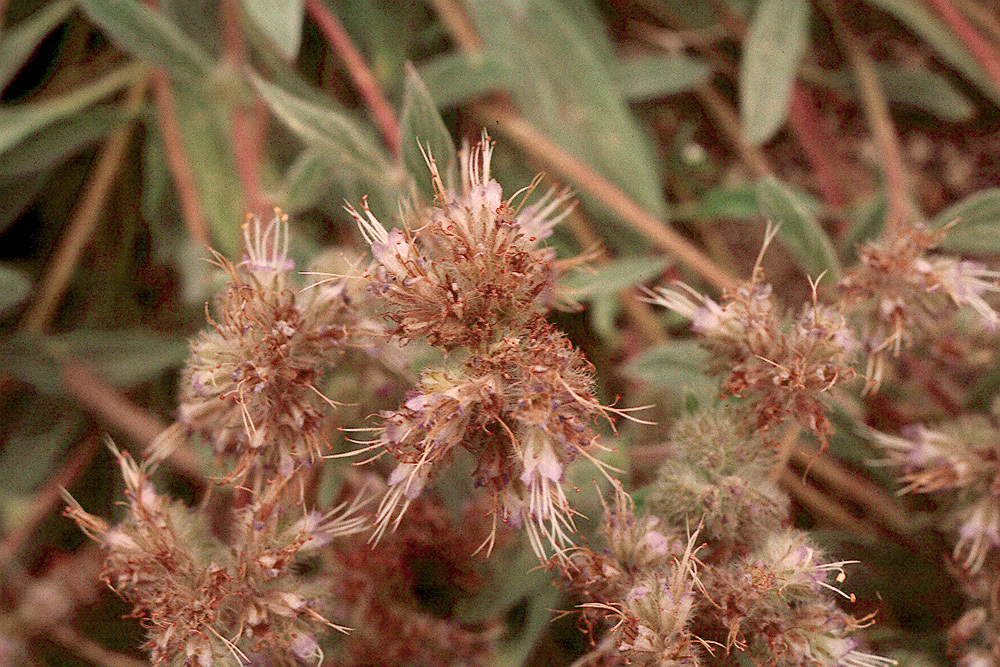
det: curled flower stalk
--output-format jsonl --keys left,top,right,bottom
{"left": 347, "top": 132, "right": 623, "bottom": 559}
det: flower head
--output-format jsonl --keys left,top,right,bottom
{"left": 346, "top": 131, "right": 572, "bottom": 350}
{"left": 158, "top": 209, "right": 353, "bottom": 481}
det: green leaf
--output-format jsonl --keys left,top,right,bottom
{"left": 250, "top": 72, "right": 392, "bottom": 186}
{"left": 399, "top": 63, "right": 457, "bottom": 197}
{"left": 171, "top": 81, "right": 243, "bottom": 257}
{"left": 560, "top": 257, "right": 669, "bottom": 300}
{"left": 241, "top": 0, "right": 305, "bottom": 60}
{"left": 621, "top": 340, "right": 717, "bottom": 405}
{"left": 0, "top": 63, "right": 142, "bottom": 156}
{"left": 739, "top": 0, "right": 811, "bottom": 144}
{"left": 0, "top": 105, "right": 131, "bottom": 177}
{"left": 79, "top": 0, "right": 215, "bottom": 81}
{"left": 0, "top": 264, "right": 31, "bottom": 316}
{"left": 55, "top": 329, "right": 190, "bottom": 387}
{"left": 813, "top": 64, "right": 976, "bottom": 123}
{"left": 689, "top": 184, "right": 759, "bottom": 219}
{"left": 756, "top": 176, "right": 841, "bottom": 279}
{"left": 876, "top": 64, "right": 975, "bottom": 122}
{"left": 862, "top": 0, "right": 1000, "bottom": 106}
{"left": 416, "top": 51, "right": 507, "bottom": 108}
{"left": 933, "top": 188, "right": 1000, "bottom": 253}
{"left": 613, "top": 54, "right": 713, "bottom": 101}
{"left": 273, "top": 149, "right": 335, "bottom": 214}
{"left": 0, "top": 402, "right": 84, "bottom": 498}
{"left": 467, "top": 0, "right": 668, "bottom": 221}
{"left": 0, "top": 0, "right": 75, "bottom": 92}
{"left": 841, "top": 190, "right": 886, "bottom": 261}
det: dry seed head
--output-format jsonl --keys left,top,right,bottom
{"left": 648, "top": 269, "right": 857, "bottom": 443}
{"left": 348, "top": 131, "right": 573, "bottom": 351}
{"left": 840, "top": 221, "right": 1000, "bottom": 392}
{"left": 165, "top": 209, "right": 352, "bottom": 481}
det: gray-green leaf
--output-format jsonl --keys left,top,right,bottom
{"left": 863, "top": 0, "right": 1000, "bottom": 106}
{"left": 0, "top": 63, "right": 142, "bottom": 157}
{"left": 399, "top": 63, "right": 457, "bottom": 197}
{"left": 756, "top": 176, "right": 841, "bottom": 279}
{"left": 614, "top": 54, "right": 713, "bottom": 101}
{"left": 740, "top": 0, "right": 811, "bottom": 144}
{"left": 241, "top": 0, "right": 305, "bottom": 60}
{"left": 0, "top": 264, "right": 31, "bottom": 317}
{"left": 622, "top": 340, "right": 717, "bottom": 405}
{"left": 250, "top": 72, "right": 392, "bottom": 185}
{"left": 933, "top": 188, "right": 1000, "bottom": 253}
{"left": 80, "top": 0, "right": 215, "bottom": 81}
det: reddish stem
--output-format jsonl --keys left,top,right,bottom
{"left": 927, "top": 0, "right": 1000, "bottom": 99}
{"left": 305, "top": 0, "right": 401, "bottom": 157}
{"left": 151, "top": 70, "right": 212, "bottom": 246}
{"left": 788, "top": 85, "right": 848, "bottom": 210}
{"left": 222, "top": 0, "right": 269, "bottom": 218}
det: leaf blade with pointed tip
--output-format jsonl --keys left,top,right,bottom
{"left": 399, "top": 63, "right": 457, "bottom": 196}
{"left": 740, "top": 0, "right": 811, "bottom": 145}
{"left": 862, "top": 0, "right": 1000, "bottom": 106}
{"left": 756, "top": 176, "right": 841, "bottom": 279}
{"left": 0, "top": 63, "right": 142, "bottom": 156}
{"left": 933, "top": 188, "right": 1000, "bottom": 253}
{"left": 0, "top": 0, "right": 75, "bottom": 92}
{"left": 250, "top": 72, "right": 392, "bottom": 184}
{"left": 79, "top": 0, "right": 214, "bottom": 81}
{"left": 241, "top": 0, "right": 305, "bottom": 60}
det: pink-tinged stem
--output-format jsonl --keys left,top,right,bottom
{"left": 222, "top": 0, "right": 269, "bottom": 217}
{"left": 151, "top": 70, "right": 212, "bottom": 246}
{"left": 305, "top": 0, "right": 401, "bottom": 157}
{"left": 788, "top": 85, "right": 848, "bottom": 211}
{"left": 926, "top": 0, "right": 1000, "bottom": 99}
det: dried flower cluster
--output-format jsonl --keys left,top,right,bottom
{"left": 63, "top": 212, "right": 373, "bottom": 666}
{"left": 646, "top": 230, "right": 857, "bottom": 445}
{"left": 839, "top": 221, "right": 1000, "bottom": 390}
{"left": 867, "top": 412, "right": 1000, "bottom": 666}
{"left": 567, "top": 410, "right": 892, "bottom": 667}
{"left": 347, "top": 133, "right": 618, "bottom": 558}
{"left": 161, "top": 213, "right": 355, "bottom": 481}
{"left": 64, "top": 445, "right": 367, "bottom": 666}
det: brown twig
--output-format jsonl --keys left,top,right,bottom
{"left": 788, "top": 86, "right": 848, "bottom": 210}
{"left": 61, "top": 359, "right": 205, "bottom": 482}
{"left": 427, "top": 0, "right": 481, "bottom": 51}
{"left": 305, "top": 0, "right": 401, "bottom": 157}
{"left": 19, "top": 75, "right": 149, "bottom": 335}
{"left": 0, "top": 434, "right": 101, "bottom": 573}
{"left": 822, "top": 0, "right": 913, "bottom": 237}
{"left": 780, "top": 469, "right": 879, "bottom": 539}
{"left": 952, "top": 0, "right": 1000, "bottom": 48}
{"left": 48, "top": 624, "right": 150, "bottom": 667}
{"left": 476, "top": 103, "right": 740, "bottom": 293}
{"left": 694, "top": 82, "right": 771, "bottom": 178}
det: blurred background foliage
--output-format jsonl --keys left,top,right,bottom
{"left": 2, "top": 0, "right": 1000, "bottom": 664}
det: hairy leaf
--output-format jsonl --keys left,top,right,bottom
{"left": 740, "top": 0, "right": 811, "bottom": 144}
{"left": 399, "top": 63, "right": 457, "bottom": 197}
{"left": 756, "top": 176, "right": 841, "bottom": 279}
